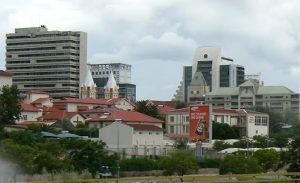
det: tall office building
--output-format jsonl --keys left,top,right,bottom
{"left": 5, "top": 25, "right": 87, "bottom": 98}
{"left": 89, "top": 63, "right": 136, "bottom": 102}
{"left": 173, "top": 47, "right": 245, "bottom": 102}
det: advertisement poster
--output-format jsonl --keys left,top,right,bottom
{"left": 189, "top": 105, "right": 210, "bottom": 141}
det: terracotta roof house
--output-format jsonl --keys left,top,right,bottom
{"left": 107, "top": 98, "right": 136, "bottom": 111}
{"left": 86, "top": 110, "right": 163, "bottom": 129}
{"left": 37, "top": 110, "right": 86, "bottom": 126}
{"left": 17, "top": 103, "right": 43, "bottom": 123}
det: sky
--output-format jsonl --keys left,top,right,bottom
{"left": 0, "top": 0, "right": 299, "bottom": 100}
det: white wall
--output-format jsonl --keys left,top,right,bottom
{"left": 25, "top": 93, "right": 50, "bottom": 103}
{"left": 99, "top": 122, "right": 133, "bottom": 149}
{"left": 247, "top": 115, "right": 269, "bottom": 137}
{"left": 16, "top": 111, "right": 43, "bottom": 123}
{"left": 132, "top": 130, "right": 163, "bottom": 146}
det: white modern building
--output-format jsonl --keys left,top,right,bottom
{"left": 89, "top": 63, "right": 131, "bottom": 85}
{"left": 6, "top": 25, "right": 87, "bottom": 98}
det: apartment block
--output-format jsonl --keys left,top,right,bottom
{"left": 6, "top": 25, "right": 87, "bottom": 98}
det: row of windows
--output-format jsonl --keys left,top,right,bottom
{"left": 24, "top": 84, "right": 55, "bottom": 88}
{"left": 6, "top": 60, "right": 30, "bottom": 64}
{"left": 36, "top": 59, "right": 79, "bottom": 63}
{"left": 7, "top": 33, "right": 80, "bottom": 39}
{"left": 169, "top": 125, "right": 189, "bottom": 134}
{"left": 169, "top": 116, "right": 189, "bottom": 122}
{"left": 62, "top": 84, "right": 79, "bottom": 87}
{"left": 16, "top": 52, "right": 79, "bottom": 58}
{"left": 137, "top": 131, "right": 160, "bottom": 135}
{"left": 14, "top": 77, "right": 79, "bottom": 82}
{"left": 91, "top": 64, "right": 131, "bottom": 70}
{"left": 92, "top": 71, "right": 118, "bottom": 75}
{"left": 254, "top": 116, "right": 268, "bottom": 126}
{"left": 7, "top": 40, "right": 80, "bottom": 46}
{"left": 13, "top": 71, "right": 79, "bottom": 76}
{"left": 7, "top": 65, "right": 79, "bottom": 70}
{"left": 7, "top": 47, "right": 56, "bottom": 52}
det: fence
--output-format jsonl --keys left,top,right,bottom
{"left": 23, "top": 172, "right": 300, "bottom": 183}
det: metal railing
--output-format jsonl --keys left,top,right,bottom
{"left": 23, "top": 172, "right": 300, "bottom": 183}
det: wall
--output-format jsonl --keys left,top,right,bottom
{"left": 0, "top": 76, "right": 12, "bottom": 89}
{"left": 132, "top": 130, "right": 163, "bottom": 146}
{"left": 16, "top": 111, "right": 43, "bottom": 123}
{"left": 247, "top": 115, "right": 269, "bottom": 137}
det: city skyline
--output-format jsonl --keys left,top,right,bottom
{"left": 0, "top": 0, "right": 299, "bottom": 100}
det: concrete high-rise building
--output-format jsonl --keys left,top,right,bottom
{"left": 192, "top": 46, "right": 245, "bottom": 92}
{"left": 5, "top": 25, "right": 87, "bottom": 98}
{"left": 89, "top": 63, "right": 136, "bottom": 101}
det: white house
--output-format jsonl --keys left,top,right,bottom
{"left": 17, "top": 103, "right": 43, "bottom": 123}
{"left": 107, "top": 98, "right": 135, "bottom": 111}
{"left": 99, "top": 122, "right": 164, "bottom": 157}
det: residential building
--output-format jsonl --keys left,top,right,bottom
{"left": 0, "top": 70, "right": 12, "bottom": 89}
{"left": 165, "top": 107, "right": 269, "bottom": 138}
{"left": 205, "top": 79, "right": 300, "bottom": 115}
{"left": 37, "top": 110, "right": 86, "bottom": 126}
{"left": 89, "top": 63, "right": 136, "bottom": 101}
{"left": 17, "top": 103, "right": 43, "bottom": 123}
{"left": 99, "top": 122, "right": 164, "bottom": 156}
{"left": 86, "top": 110, "right": 163, "bottom": 129}
{"left": 6, "top": 25, "right": 87, "bottom": 98}
{"left": 106, "top": 98, "right": 135, "bottom": 111}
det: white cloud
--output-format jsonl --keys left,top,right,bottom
{"left": 0, "top": 0, "right": 299, "bottom": 100}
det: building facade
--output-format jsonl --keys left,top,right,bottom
{"left": 89, "top": 63, "right": 136, "bottom": 101}
{"left": 6, "top": 25, "right": 87, "bottom": 98}
{"left": 205, "top": 79, "right": 300, "bottom": 116}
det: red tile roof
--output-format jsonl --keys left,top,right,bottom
{"left": 38, "top": 110, "right": 80, "bottom": 120}
{"left": 164, "top": 134, "right": 189, "bottom": 138}
{"left": 213, "top": 108, "right": 266, "bottom": 115}
{"left": 31, "top": 98, "right": 49, "bottom": 104}
{"left": 169, "top": 107, "right": 189, "bottom": 113}
{"left": 55, "top": 97, "right": 110, "bottom": 105}
{"left": 78, "top": 105, "right": 89, "bottom": 111}
{"left": 87, "top": 110, "right": 162, "bottom": 123}
{"left": 150, "top": 100, "right": 177, "bottom": 108}
{"left": 157, "top": 105, "right": 175, "bottom": 114}
{"left": 0, "top": 70, "right": 12, "bottom": 76}
{"left": 21, "top": 103, "right": 40, "bottom": 112}
{"left": 127, "top": 124, "right": 163, "bottom": 131}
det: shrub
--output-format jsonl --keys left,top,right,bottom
{"left": 198, "top": 158, "right": 222, "bottom": 168}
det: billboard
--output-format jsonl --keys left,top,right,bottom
{"left": 189, "top": 105, "right": 210, "bottom": 141}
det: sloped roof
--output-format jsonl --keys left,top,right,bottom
{"left": 21, "top": 103, "right": 40, "bottom": 112}
{"left": 82, "top": 65, "right": 96, "bottom": 87}
{"left": 127, "top": 124, "right": 163, "bottom": 131}
{"left": 213, "top": 108, "right": 267, "bottom": 115}
{"left": 257, "top": 86, "right": 294, "bottom": 95}
{"left": 150, "top": 100, "right": 177, "bottom": 108}
{"left": 206, "top": 87, "right": 239, "bottom": 96}
{"left": 38, "top": 110, "right": 80, "bottom": 120}
{"left": 87, "top": 110, "right": 162, "bottom": 123}
{"left": 239, "top": 79, "right": 259, "bottom": 87}
{"left": 31, "top": 98, "right": 49, "bottom": 104}
{"left": 169, "top": 107, "right": 189, "bottom": 113}
{"left": 0, "top": 70, "right": 12, "bottom": 76}
{"left": 105, "top": 72, "right": 118, "bottom": 88}
{"left": 189, "top": 71, "right": 207, "bottom": 86}
{"left": 54, "top": 97, "right": 110, "bottom": 105}
{"left": 157, "top": 105, "right": 175, "bottom": 114}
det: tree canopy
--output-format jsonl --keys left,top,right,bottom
{"left": 0, "top": 85, "right": 22, "bottom": 124}
{"left": 212, "top": 121, "right": 240, "bottom": 140}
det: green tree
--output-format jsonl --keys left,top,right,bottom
{"left": 219, "top": 153, "right": 262, "bottom": 174}
{"left": 174, "top": 138, "right": 188, "bottom": 149}
{"left": 252, "top": 135, "right": 274, "bottom": 148}
{"left": 286, "top": 137, "right": 300, "bottom": 172}
{"left": 212, "top": 122, "right": 240, "bottom": 140}
{"left": 136, "top": 100, "right": 159, "bottom": 118}
{"left": 159, "top": 149, "right": 198, "bottom": 177}
{"left": 0, "top": 85, "right": 22, "bottom": 124}
{"left": 213, "top": 140, "right": 232, "bottom": 151}
{"left": 253, "top": 149, "right": 280, "bottom": 172}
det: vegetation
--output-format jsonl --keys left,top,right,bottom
{"left": 159, "top": 149, "right": 198, "bottom": 176}
{"left": 198, "top": 158, "right": 221, "bottom": 168}
{"left": 253, "top": 149, "right": 280, "bottom": 172}
{"left": 285, "top": 137, "right": 300, "bottom": 172}
{"left": 212, "top": 121, "right": 240, "bottom": 140}
{"left": 213, "top": 140, "right": 232, "bottom": 151}
{"left": 175, "top": 101, "right": 186, "bottom": 109}
{"left": 120, "top": 158, "right": 159, "bottom": 171}
{"left": 0, "top": 85, "right": 22, "bottom": 124}
{"left": 219, "top": 153, "right": 262, "bottom": 174}
{"left": 0, "top": 127, "right": 117, "bottom": 178}
{"left": 136, "top": 100, "right": 160, "bottom": 119}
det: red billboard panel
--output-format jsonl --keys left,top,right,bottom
{"left": 189, "top": 105, "right": 210, "bottom": 141}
